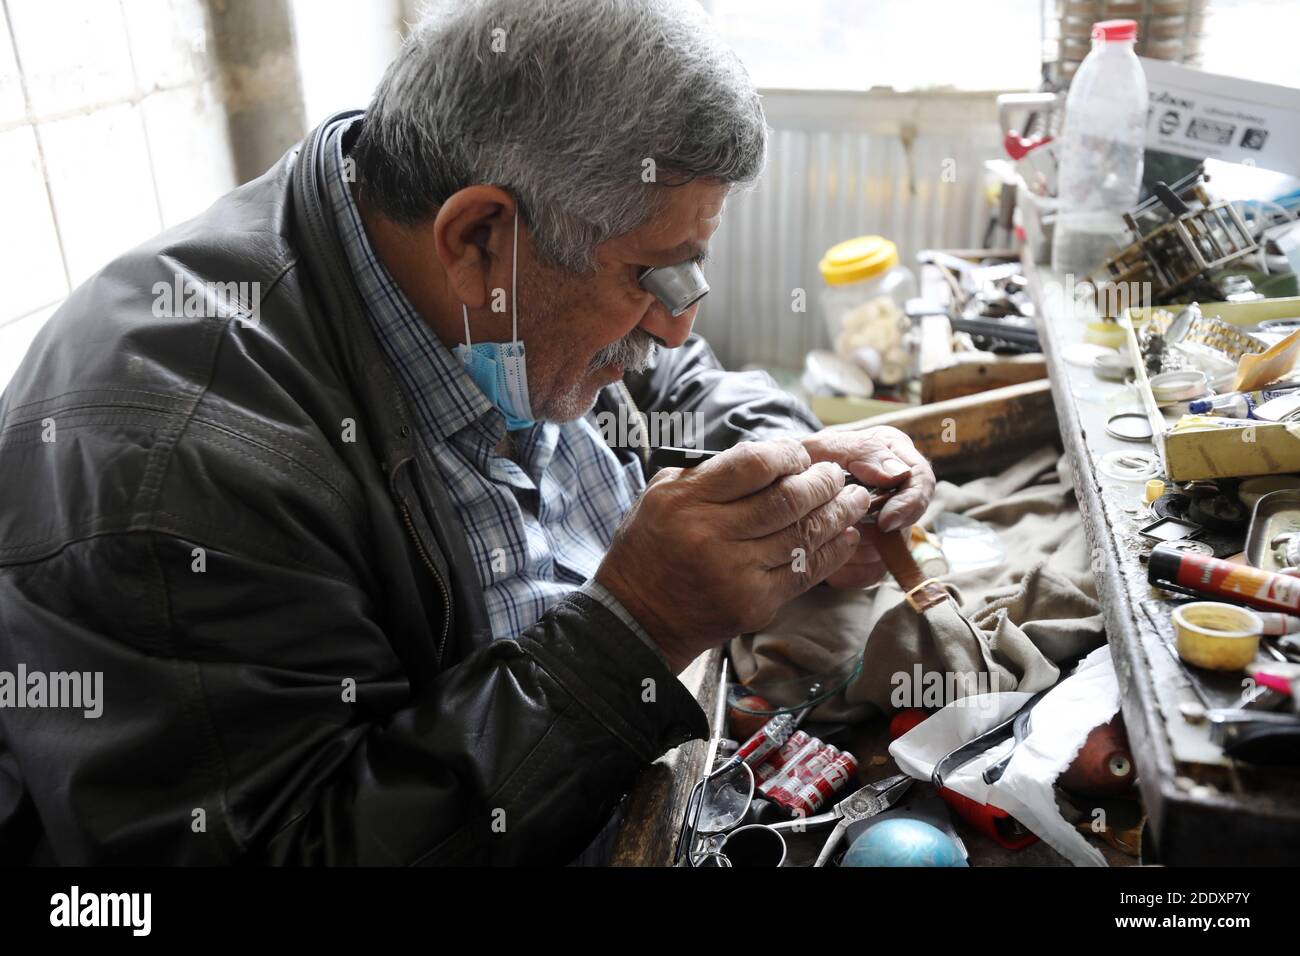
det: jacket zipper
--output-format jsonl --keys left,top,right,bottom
{"left": 299, "top": 120, "right": 455, "bottom": 668}
{"left": 399, "top": 498, "right": 452, "bottom": 667}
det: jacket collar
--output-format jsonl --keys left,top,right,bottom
{"left": 290, "top": 110, "right": 421, "bottom": 477}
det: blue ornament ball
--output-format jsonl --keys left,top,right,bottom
{"left": 841, "top": 819, "right": 968, "bottom": 867}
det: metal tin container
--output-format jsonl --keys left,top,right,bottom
{"left": 1245, "top": 489, "right": 1300, "bottom": 573}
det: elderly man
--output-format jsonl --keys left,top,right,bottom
{"left": 0, "top": 0, "right": 934, "bottom": 864}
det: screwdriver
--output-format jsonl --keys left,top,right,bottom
{"left": 648, "top": 445, "right": 905, "bottom": 522}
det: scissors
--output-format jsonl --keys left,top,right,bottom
{"left": 768, "top": 773, "right": 913, "bottom": 867}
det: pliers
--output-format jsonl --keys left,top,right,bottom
{"left": 931, "top": 687, "right": 1051, "bottom": 789}
{"left": 769, "top": 773, "right": 913, "bottom": 867}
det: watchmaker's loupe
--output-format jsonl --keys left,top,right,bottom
{"left": 638, "top": 260, "right": 709, "bottom": 317}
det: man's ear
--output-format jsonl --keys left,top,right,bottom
{"left": 433, "top": 186, "right": 515, "bottom": 310}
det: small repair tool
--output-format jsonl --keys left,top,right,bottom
{"left": 649, "top": 445, "right": 905, "bottom": 521}
{"left": 930, "top": 687, "right": 1052, "bottom": 790}
{"left": 768, "top": 773, "right": 913, "bottom": 867}
{"left": 937, "top": 787, "right": 1038, "bottom": 850}
{"left": 884, "top": 708, "right": 1038, "bottom": 850}
{"left": 981, "top": 695, "right": 1039, "bottom": 785}
{"left": 1207, "top": 709, "right": 1300, "bottom": 765}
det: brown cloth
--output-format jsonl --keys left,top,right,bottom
{"left": 730, "top": 446, "right": 1105, "bottom": 721}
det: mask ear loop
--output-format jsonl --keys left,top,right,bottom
{"left": 460, "top": 208, "right": 518, "bottom": 350}
{"left": 510, "top": 208, "right": 520, "bottom": 348}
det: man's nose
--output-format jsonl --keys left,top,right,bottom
{"left": 638, "top": 298, "right": 698, "bottom": 349}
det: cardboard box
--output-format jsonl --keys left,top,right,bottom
{"left": 1142, "top": 58, "right": 1300, "bottom": 179}
{"left": 1125, "top": 297, "right": 1300, "bottom": 481}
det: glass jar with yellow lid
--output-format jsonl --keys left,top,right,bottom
{"left": 817, "top": 235, "right": 917, "bottom": 387}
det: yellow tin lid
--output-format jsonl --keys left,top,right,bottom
{"left": 818, "top": 235, "right": 899, "bottom": 286}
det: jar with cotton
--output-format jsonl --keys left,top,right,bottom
{"left": 817, "top": 235, "right": 917, "bottom": 390}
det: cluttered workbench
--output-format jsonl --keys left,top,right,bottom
{"left": 611, "top": 378, "right": 1142, "bottom": 868}
{"left": 610, "top": 649, "right": 1137, "bottom": 868}
{"left": 1027, "top": 261, "right": 1300, "bottom": 865}
{"left": 611, "top": 94, "right": 1300, "bottom": 867}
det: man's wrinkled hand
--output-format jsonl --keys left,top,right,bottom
{"left": 800, "top": 426, "right": 937, "bottom": 589}
{"left": 596, "top": 438, "right": 872, "bottom": 672}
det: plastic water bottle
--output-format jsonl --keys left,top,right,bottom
{"left": 1051, "top": 19, "right": 1148, "bottom": 277}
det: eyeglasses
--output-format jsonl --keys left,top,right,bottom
{"left": 638, "top": 259, "right": 709, "bottom": 317}
{"left": 676, "top": 756, "right": 757, "bottom": 867}
{"left": 675, "top": 670, "right": 812, "bottom": 867}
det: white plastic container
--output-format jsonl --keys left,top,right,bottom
{"left": 1051, "top": 19, "right": 1148, "bottom": 277}
{"left": 817, "top": 236, "right": 916, "bottom": 386}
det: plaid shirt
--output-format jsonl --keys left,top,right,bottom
{"left": 323, "top": 117, "right": 647, "bottom": 644}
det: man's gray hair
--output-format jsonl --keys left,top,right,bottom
{"left": 353, "top": 0, "right": 766, "bottom": 272}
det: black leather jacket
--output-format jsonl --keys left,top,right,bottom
{"left": 0, "top": 114, "right": 820, "bottom": 865}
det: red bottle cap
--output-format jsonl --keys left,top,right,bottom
{"left": 1092, "top": 18, "right": 1138, "bottom": 41}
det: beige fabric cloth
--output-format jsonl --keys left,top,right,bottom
{"left": 730, "top": 446, "right": 1106, "bottom": 721}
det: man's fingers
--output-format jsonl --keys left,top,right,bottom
{"left": 874, "top": 439, "right": 936, "bottom": 533}
{"left": 689, "top": 438, "right": 811, "bottom": 503}
{"left": 646, "top": 465, "right": 682, "bottom": 488}
{"left": 812, "top": 429, "right": 935, "bottom": 532}
{"left": 825, "top": 558, "right": 888, "bottom": 589}
{"left": 842, "top": 433, "right": 914, "bottom": 488}
{"left": 756, "top": 483, "right": 872, "bottom": 565}
{"left": 770, "top": 525, "right": 860, "bottom": 594}
{"left": 733, "top": 460, "right": 845, "bottom": 538}
{"left": 840, "top": 532, "right": 884, "bottom": 564}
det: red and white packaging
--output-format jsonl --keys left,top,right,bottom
{"left": 752, "top": 731, "right": 811, "bottom": 785}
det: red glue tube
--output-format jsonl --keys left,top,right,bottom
{"left": 1148, "top": 545, "right": 1300, "bottom": 612}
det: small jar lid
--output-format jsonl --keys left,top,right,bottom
{"left": 1149, "top": 369, "right": 1208, "bottom": 403}
{"left": 818, "top": 236, "right": 900, "bottom": 287}
{"left": 1106, "top": 411, "right": 1154, "bottom": 442}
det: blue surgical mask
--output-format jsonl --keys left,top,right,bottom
{"left": 454, "top": 210, "right": 535, "bottom": 430}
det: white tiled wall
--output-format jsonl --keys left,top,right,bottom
{"left": 0, "top": 125, "right": 66, "bottom": 319}
{"left": 39, "top": 104, "right": 163, "bottom": 286}
{"left": 7, "top": 0, "right": 138, "bottom": 117}
{"left": 141, "top": 81, "right": 236, "bottom": 226}
{"left": 290, "top": 0, "right": 405, "bottom": 128}
{"left": 0, "top": 0, "right": 237, "bottom": 393}
{"left": 0, "top": 9, "right": 24, "bottom": 126}
{"left": 0, "top": 304, "right": 55, "bottom": 395}
{"left": 121, "top": 0, "right": 212, "bottom": 92}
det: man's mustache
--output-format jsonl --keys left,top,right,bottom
{"left": 589, "top": 328, "right": 661, "bottom": 373}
